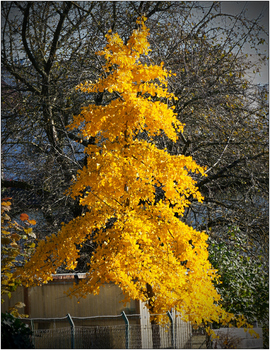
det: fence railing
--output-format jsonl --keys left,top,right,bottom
{"left": 20, "top": 312, "right": 202, "bottom": 349}
{"left": 19, "top": 313, "right": 264, "bottom": 349}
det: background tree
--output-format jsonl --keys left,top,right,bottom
{"left": 208, "top": 226, "right": 269, "bottom": 347}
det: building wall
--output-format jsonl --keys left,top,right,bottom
{"left": 213, "top": 327, "right": 263, "bottom": 349}
{"left": 2, "top": 274, "right": 192, "bottom": 348}
{"left": 2, "top": 274, "right": 137, "bottom": 319}
{"left": 2, "top": 286, "right": 25, "bottom": 313}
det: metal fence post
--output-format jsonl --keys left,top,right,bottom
{"left": 121, "top": 311, "right": 130, "bottom": 349}
{"left": 167, "top": 311, "right": 175, "bottom": 349}
{"left": 67, "top": 314, "right": 75, "bottom": 349}
{"left": 30, "top": 319, "right": 35, "bottom": 348}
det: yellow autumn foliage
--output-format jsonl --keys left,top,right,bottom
{"left": 17, "top": 18, "right": 255, "bottom": 332}
{"left": 1, "top": 198, "right": 36, "bottom": 317}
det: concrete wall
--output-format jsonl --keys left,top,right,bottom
{"left": 2, "top": 285, "right": 25, "bottom": 313}
{"left": 212, "top": 327, "right": 263, "bottom": 349}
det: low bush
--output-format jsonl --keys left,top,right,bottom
{"left": 1, "top": 312, "right": 34, "bottom": 349}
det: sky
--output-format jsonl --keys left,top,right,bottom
{"left": 222, "top": 1, "right": 268, "bottom": 31}
{"left": 221, "top": 1, "right": 269, "bottom": 85}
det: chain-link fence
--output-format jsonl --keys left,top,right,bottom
{"left": 19, "top": 313, "right": 264, "bottom": 349}
{"left": 20, "top": 313, "right": 205, "bottom": 349}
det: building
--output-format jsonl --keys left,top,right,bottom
{"left": 2, "top": 273, "right": 192, "bottom": 349}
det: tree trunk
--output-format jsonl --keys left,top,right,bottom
{"left": 146, "top": 283, "right": 161, "bottom": 348}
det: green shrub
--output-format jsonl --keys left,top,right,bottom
{"left": 1, "top": 312, "right": 34, "bottom": 349}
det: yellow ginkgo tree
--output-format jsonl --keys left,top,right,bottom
{"left": 18, "top": 18, "right": 255, "bottom": 331}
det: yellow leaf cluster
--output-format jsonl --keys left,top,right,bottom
{"left": 1, "top": 199, "right": 36, "bottom": 317}
{"left": 70, "top": 19, "right": 181, "bottom": 143}
{"left": 18, "top": 18, "right": 254, "bottom": 331}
